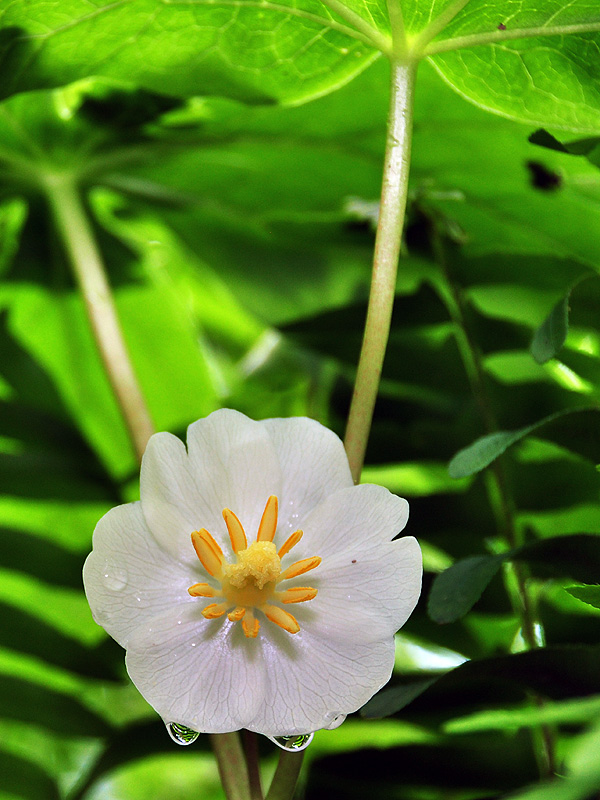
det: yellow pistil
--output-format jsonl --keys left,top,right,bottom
{"left": 188, "top": 495, "right": 320, "bottom": 638}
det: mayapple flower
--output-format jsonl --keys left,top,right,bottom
{"left": 83, "top": 410, "right": 422, "bottom": 737}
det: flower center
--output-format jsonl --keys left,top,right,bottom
{"left": 188, "top": 495, "right": 321, "bottom": 638}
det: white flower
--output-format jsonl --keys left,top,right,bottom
{"left": 83, "top": 409, "right": 422, "bottom": 737}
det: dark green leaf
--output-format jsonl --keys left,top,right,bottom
{"left": 448, "top": 408, "right": 599, "bottom": 479}
{"left": 566, "top": 585, "right": 600, "bottom": 610}
{"left": 0, "top": 676, "right": 111, "bottom": 736}
{"left": 0, "top": 750, "right": 60, "bottom": 800}
{"left": 530, "top": 295, "right": 570, "bottom": 363}
{"left": 427, "top": 554, "right": 506, "bottom": 624}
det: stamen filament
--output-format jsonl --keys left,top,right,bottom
{"left": 256, "top": 495, "right": 278, "bottom": 542}
{"left": 263, "top": 604, "right": 300, "bottom": 634}
{"left": 188, "top": 582, "right": 220, "bottom": 598}
{"left": 223, "top": 508, "right": 247, "bottom": 553}
{"left": 277, "top": 586, "right": 318, "bottom": 604}
{"left": 280, "top": 556, "right": 322, "bottom": 581}
{"left": 202, "top": 602, "right": 228, "bottom": 619}
{"left": 278, "top": 529, "right": 303, "bottom": 557}
{"left": 242, "top": 609, "right": 260, "bottom": 638}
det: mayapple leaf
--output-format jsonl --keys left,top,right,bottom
{"left": 566, "top": 585, "right": 600, "bottom": 610}
{"left": 448, "top": 407, "right": 600, "bottom": 479}
{"left": 530, "top": 295, "right": 570, "bottom": 364}
{"left": 424, "top": 1, "right": 600, "bottom": 132}
{"left": 0, "top": 0, "right": 382, "bottom": 105}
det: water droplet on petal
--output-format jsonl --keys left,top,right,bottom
{"left": 167, "top": 722, "right": 200, "bottom": 745}
{"left": 102, "top": 563, "right": 127, "bottom": 591}
{"left": 268, "top": 733, "right": 314, "bottom": 751}
{"left": 323, "top": 712, "right": 346, "bottom": 730}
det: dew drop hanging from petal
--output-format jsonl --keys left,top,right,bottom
{"left": 166, "top": 722, "right": 200, "bottom": 745}
{"left": 268, "top": 733, "right": 314, "bottom": 751}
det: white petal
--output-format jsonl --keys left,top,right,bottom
{"left": 260, "top": 417, "right": 353, "bottom": 534}
{"left": 186, "top": 409, "right": 282, "bottom": 545}
{"left": 286, "top": 483, "right": 410, "bottom": 563}
{"left": 125, "top": 605, "right": 267, "bottom": 733}
{"left": 294, "top": 535, "right": 422, "bottom": 643}
{"left": 140, "top": 410, "right": 281, "bottom": 564}
{"left": 248, "top": 625, "right": 395, "bottom": 736}
{"left": 83, "top": 503, "right": 193, "bottom": 648}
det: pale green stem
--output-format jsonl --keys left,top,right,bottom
{"left": 43, "top": 172, "right": 155, "bottom": 462}
{"left": 386, "top": 0, "right": 408, "bottom": 59}
{"left": 244, "top": 731, "right": 264, "bottom": 800}
{"left": 319, "top": 0, "right": 392, "bottom": 54}
{"left": 265, "top": 751, "right": 304, "bottom": 800}
{"left": 211, "top": 733, "right": 252, "bottom": 800}
{"left": 433, "top": 235, "right": 556, "bottom": 777}
{"left": 343, "top": 59, "right": 417, "bottom": 483}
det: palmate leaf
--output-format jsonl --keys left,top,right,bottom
{"left": 0, "top": 0, "right": 381, "bottom": 105}
{"left": 1, "top": 0, "right": 600, "bottom": 133}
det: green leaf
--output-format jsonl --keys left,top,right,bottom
{"left": 425, "top": 0, "right": 600, "bottom": 132}
{"left": 448, "top": 408, "right": 599, "bottom": 479}
{"left": 566, "top": 585, "right": 600, "bottom": 610}
{"left": 0, "top": 675, "right": 111, "bottom": 736}
{"left": 530, "top": 295, "right": 570, "bottom": 363}
{"left": 361, "top": 678, "right": 439, "bottom": 718}
{"left": 427, "top": 554, "right": 506, "bottom": 624}
{"left": 0, "top": 750, "right": 61, "bottom": 800}
{"left": 0, "top": 0, "right": 382, "bottom": 104}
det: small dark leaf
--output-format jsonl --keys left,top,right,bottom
{"left": 530, "top": 295, "right": 569, "bottom": 363}
{"left": 448, "top": 408, "right": 598, "bottom": 479}
{"left": 566, "top": 585, "right": 600, "bottom": 610}
{"left": 428, "top": 554, "right": 506, "bottom": 624}
{"left": 361, "top": 678, "right": 438, "bottom": 719}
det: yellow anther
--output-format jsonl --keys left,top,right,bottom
{"left": 277, "top": 586, "right": 318, "bottom": 604}
{"left": 188, "top": 582, "right": 219, "bottom": 598}
{"left": 223, "top": 507, "right": 247, "bottom": 553}
{"left": 189, "top": 496, "right": 320, "bottom": 638}
{"left": 278, "top": 529, "right": 303, "bottom": 558}
{"left": 280, "top": 556, "right": 321, "bottom": 581}
{"left": 202, "top": 602, "right": 228, "bottom": 619}
{"left": 257, "top": 495, "right": 278, "bottom": 542}
{"left": 263, "top": 604, "right": 300, "bottom": 634}
{"left": 242, "top": 610, "right": 260, "bottom": 638}
{"left": 191, "top": 529, "right": 225, "bottom": 578}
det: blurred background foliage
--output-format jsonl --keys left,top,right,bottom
{"left": 1, "top": 3, "right": 600, "bottom": 798}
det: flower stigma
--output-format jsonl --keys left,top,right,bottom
{"left": 188, "top": 495, "right": 321, "bottom": 638}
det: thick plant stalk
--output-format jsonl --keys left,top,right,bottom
{"left": 343, "top": 59, "right": 417, "bottom": 483}
{"left": 211, "top": 733, "right": 252, "bottom": 800}
{"left": 265, "top": 750, "right": 305, "bottom": 800}
{"left": 43, "top": 172, "right": 155, "bottom": 462}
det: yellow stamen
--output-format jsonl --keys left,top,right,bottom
{"left": 223, "top": 507, "right": 247, "bottom": 553}
{"left": 278, "top": 529, "right": 303, "bottom": 557}
{"left": 202, "top": 602, "right": 228, "bottom": 619}
{"left": 188, "top": 582, "right": 219, "bottom": 598}
{"left": 189, "top": 496, "right": 321, "bottom": 638}
{"left": 242, "top": 610, "right": 260, "bottom": 638}
{"left": 277, "top": 586, "right": 318, "bottom": 604}
{"left": 280, "top": 556, "right": 322, "bottom": 581}
{"left": 191, "top": 529, "right": 225, "bottom": 578}
{"left": 256, "top": 495, "right": 278, "bottom": 542}
{"left": 263, "top": 604, "right": 300, "bottom": 634}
